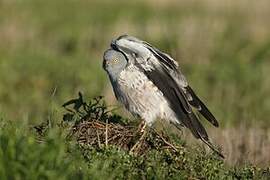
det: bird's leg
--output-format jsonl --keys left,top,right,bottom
{"left": 138, "top": 120, "right": 146, "bottom": 133}
{"left": 130, "top": 120, "right": 147, "bottom": 153}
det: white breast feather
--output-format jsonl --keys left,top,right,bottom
{"left": 114, "top": 64, "right": 179, "bottom": 125}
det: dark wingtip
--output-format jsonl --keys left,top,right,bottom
{"left": 198, "top": 103, "right": 219, "bottom": 127}
{"left": 211, "top": 118, "right": 219, "bottom": 127}
{"left": 186, "top": 86, "right": 220, "bottom": 127}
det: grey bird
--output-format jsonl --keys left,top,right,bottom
{"left": 103, "top": 35, "right": 223, "bottom": 157}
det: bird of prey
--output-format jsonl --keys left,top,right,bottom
{"left": 103, "top": 35, "right": 223, "bottom": 157}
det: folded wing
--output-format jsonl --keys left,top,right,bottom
{"left": 134, "top": 43, "right": 223, "bottom": 157}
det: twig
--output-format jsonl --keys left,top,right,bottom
{"left": 105, "top": 119, "right": 108, "bottom": 147}
{"left": 130, "top": 129, "right": 147, "bottom": 154}
{"left": 96, "top": 130, "right": 101, "bottom": 148}
{"left": 154, "top": 130, "right": 178, "bottom": 152}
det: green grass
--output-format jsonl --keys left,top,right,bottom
{"left": 1, "top": 104, "right": 269, "bottom": 179}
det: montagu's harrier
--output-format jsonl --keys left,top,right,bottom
{"left": 103, "top": 35, "right": 223, "bottom": 157}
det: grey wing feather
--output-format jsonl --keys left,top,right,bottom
{"left": 133, "top": 46, "right": 204, "bottom": 134}
{"left": 144, "top": 42, "right": 188, "bottom": 87}
{"left": 135, "top": 43, "right": 223, "bottom": 157}
{"left": 144, "top": 42, "right": 179, "bottom": 71}
{"left": 137, "top": 61, "right": 210, "bottom": 143}
{"left": 144, "top": 42, "right": 219, "bottom": 127}
{"left": 135, "top": 57, "right": 210, "bottom": 144}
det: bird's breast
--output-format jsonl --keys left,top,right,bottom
{"left": 112, "top": 65, "right": 174, "bottom": 124}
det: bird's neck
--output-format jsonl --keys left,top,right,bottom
{"left": 108, "top": 72, "right": 120, "bottom": 82}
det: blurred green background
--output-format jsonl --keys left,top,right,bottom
{"left": 0, "top": 0, "right": 269, "bottom": 127}
{"left": 0, "top": 0, "right": 270, "bottom": 177}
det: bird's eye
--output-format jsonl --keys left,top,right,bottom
{"left": 112, "top": 59, "right": 118, "bottom": 63}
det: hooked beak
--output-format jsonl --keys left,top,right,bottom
{"left": 111, "top": 39, "right": 119, "bottom": 51}
{"left": 102, "top": 59, "right": 109, "bottom": 70}
{"left": 111, "top": 34, "right": 129, "bottom": 51}
{"left": 110, "top": 38, "right": 129, "bottom": 62}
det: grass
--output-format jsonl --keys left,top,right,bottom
{"left": 1, "top": 96, "right": 269, "bottom": 179}
{"left": 0, "top": 0, "right": 270, "bottom": 178}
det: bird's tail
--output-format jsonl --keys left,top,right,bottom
{"left": 200, "top": 137, "right": 224, "bottom": 158}
{"left": 173, "top": 115, "right": 224, "bottom": 158}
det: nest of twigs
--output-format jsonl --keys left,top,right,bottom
{"left": 61, "top": 93, "right": 179, "bottom": 155}
{"left": 69, "top": 120, "right": 179, "bottom": 155}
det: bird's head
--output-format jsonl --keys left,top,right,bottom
{"left": 110, "top": 34, "right": 152, "bottom": 60}
{"left": 103, "top": 49, "right": 128, "bottom": 81}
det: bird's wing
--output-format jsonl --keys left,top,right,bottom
{"left": 133, "top": 43, "right": 223, "bottom": 157}
{"left": 133, "top": 46, "right": 205, "bottom": 135}
{"left": 185, "top": 85, "right": 219, "bottom": 127}
{"left": 142, "top": 42, "right": 219, "bottom": 126}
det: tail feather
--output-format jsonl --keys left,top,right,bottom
{"left": 200, "top": 138, "right": 225, "bottom": 158}
{"left": 188, "top": 113, "right": 209, "bottom": 141}
{"left": 189, "top": 113, "right": 224, "bottom": 158}
{"left": 174, "top": 113, "right": 224, "bottom": 158}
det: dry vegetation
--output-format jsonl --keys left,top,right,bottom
{"left": 212, "top": 127, "right": 270, "bottom": 166}
{"left": 181, "top": 126, "right": 270, "bottom": 166}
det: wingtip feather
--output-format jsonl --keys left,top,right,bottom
{"left": 186, "top": 86, "right": 220, "bottom": 127}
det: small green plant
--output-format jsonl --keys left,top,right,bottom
{"left": 62, "top": 92, "right": 125, "bottom": 125}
